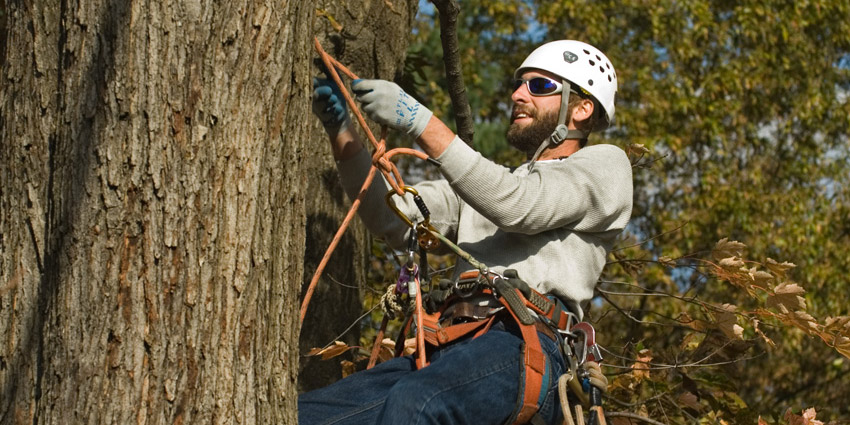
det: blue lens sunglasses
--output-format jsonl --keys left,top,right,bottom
{"left": 513, "top": 77, "right": 570, "bottom": 96}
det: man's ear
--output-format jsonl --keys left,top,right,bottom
{"left": 571, "top": 98, "right": 595, "bottom": 123}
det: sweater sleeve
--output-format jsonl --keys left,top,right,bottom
{"left": 436, "top": 136, "right": 633, "bottom": 235}
{"left": 336, "top": 148, "right": 461, "bottom": 250}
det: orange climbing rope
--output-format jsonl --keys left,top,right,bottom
{"left": 299, "top": 38, "right": 431, "bottom": 324}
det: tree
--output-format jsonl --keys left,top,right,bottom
{"left": 0, "top": 0, "right": 417, "bottom": 423}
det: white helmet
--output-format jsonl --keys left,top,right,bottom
{"left": 515, "top": 40, "right": 617, "bottom": 128}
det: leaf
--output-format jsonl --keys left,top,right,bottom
{"left": 751, "top": 318, "right": 775, "bottom": 348}
{"left": 631, "top": 348, "right": 652, "bottom": 380}
{"left": 765, "top": 258, "right": 796, "bottom": 278}
{"left": 780, "top": 310, "right": 819, "bottom": 333}
{"left": 628, "top": 143, "right": 650, "bottom": 155}
{"left": 307, "top": 341, "right": 351, "bottom": 360}
{"left": 801, "top": 408, "right": 824, "bottom": 425}
{"left": 341, "top": 360, "right": 356, "bottom": 378}
{"left": 746, "top": 267, "right": 774, "bottom": 285}
{"left": 712, "top": 238, "right": 747, "bottom": 261}
{"left": 676, "top": 391, "right": 701, "bottom": 411}
{"left": 766, "top": 282, "right": 806, "bottom": 313}
{"left": 718, "top": 256, "right": 745, "bottom": 270}
{"left": 824, "top": 316, "right": 850, "bottom": 333}
{"left": 658, "top": 255, "right": 676, "bottom": 267}
{"left": 832, "top": 336, "right": 850, "bottom": 359}
{"left": 716, "top": 304, "right": 744, "bottom": 340}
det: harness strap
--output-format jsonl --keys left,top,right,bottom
{"left": 420, "top": 277, "right": 573, "bottom": 425}
{"left": 498, "top": 290, "right": 548, "bottom": 425}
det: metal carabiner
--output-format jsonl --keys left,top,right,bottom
{"left": 385, "top": 187, "right": 441, "bottom": 251}
{"left": 385, "top": 186, "right": 419, "bottom": 228}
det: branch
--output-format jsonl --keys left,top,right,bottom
{"left": 430, "top": 0, "right": 474, "bottom": 144}
{"left": 605, "top": 411, "right": 668, "bottom": 425}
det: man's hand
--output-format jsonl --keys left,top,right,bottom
{"left": 352, "top": 79, "right": 433, "bottom": 139}
{"left": 312, "top": 77, "right": 351, "bottom": 136}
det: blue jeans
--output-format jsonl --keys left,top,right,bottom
{"left": 298, "top": 321, "right": 566, "bottom": 425}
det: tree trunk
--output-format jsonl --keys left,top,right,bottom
{"left": 300, "top": 0, "right": 419, "bottom": 392}
{"left": 1, "top": 0, "right": 313, "bottom": 423}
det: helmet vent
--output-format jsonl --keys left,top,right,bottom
{"left": 589, "top": 59, "right": 595, "bottom": 66}
{"left": 599, "top": 66, "right": 605, "bottom": 73}
{"left": 588, "top": 79, "right": 594, "bottom": 86}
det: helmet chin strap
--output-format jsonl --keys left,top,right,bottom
{"left": 528, "top": 79, "right": 589, "bottom": 171}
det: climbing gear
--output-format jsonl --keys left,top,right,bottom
{"left": 514, "top": 40, "right": 617, "bottom": 128}
{"left": 300, "top": 39, "right": 441, "bottom": 324}
{"left": 515, "top": 40, "right": 618, "bottom": 170}
{"left": 381, "top": 187, "right": 611, "bottom": 424}
{"left": 352, "top": 79, "right": 434, "bottom": 139}
{"left": 304, "top": 39, "right": 611, "bottom": 425}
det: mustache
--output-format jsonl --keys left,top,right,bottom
{"left": 511, "top": 105, "right": 535, "bottom": 121}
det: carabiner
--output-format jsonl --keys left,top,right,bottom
{"left": 385, "top": 186, "right": 419, "bottom": 228}
{"left": 385, "top": 187, "right": 441, "bottom": 251}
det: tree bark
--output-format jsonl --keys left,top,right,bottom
{"left": 300, "top": 0, "right": 420, "bottom": 393}
{"left": 1, "top": 0, "right": 312, "bottom": 423}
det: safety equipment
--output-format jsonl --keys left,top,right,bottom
{"left": 352, "top": 79, "right": 434, "bottom": 140}
{"left": 514, "top": 40, "right": 617, "bottom": 128}
{"left": 513, "top": 77, "right": 566, "bottom": 96}
{"left": 312, "top": 77, "right": 351, "bottom": 135}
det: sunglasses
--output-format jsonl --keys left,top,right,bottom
{"left": 513, "top": 77, "right": 565, "bottom": 96}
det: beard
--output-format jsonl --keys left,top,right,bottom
{"left": 506, "top": 106, "right": 560, "bottom": 157}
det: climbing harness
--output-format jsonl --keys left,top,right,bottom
{"left": 380, "top": 189, "right": 610, "bottom": 425}
{"left": 302, "top": 39, "right": 609, "bottom": 425}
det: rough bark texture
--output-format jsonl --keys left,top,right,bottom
{"left": 1, "top": 0, "right": 312, "bottom": 423}
{"left": 299, "top": 0, "right": 419, "bottom": 393}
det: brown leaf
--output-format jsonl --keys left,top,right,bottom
{"left": 765, "top": 258, "right": 796, "bottom": 278}
{"left": 676, "top": 391, "right": 701, "bottom": 411}
{"left": 340, "top": 360, "right": 356, "bottom": 378}
{"left": 832, "top": 336, "right": 850, "bottom": 359}
{"left": 758, "top": 416, "right": 769, "bottom": 425}
{"left": 824, "top": 316, "right": 850, "bottom": 333}
{"left": 804, "top": 408, "right": 824, "bottom": 425}
{"left": 747, "top": 268, "right": 774, "bottom": 285}
{"left": 780, "top": 311, "right": 819, "bottom": 333}
{"left": 627, "top": 143, "right": 650, "bottom": 158}
{"left": 752, "top": 318, "right": 776, "bottom": 348}
{"left": 766, "top": 282, "right": 806, "bottom": 312}
{"left": 718, "top": 256, "right": 745, "bottom": 270}
{"left": 308, "top": 341, "right": 351, "bottom": 360}
{"left": 716, "top": 304, "right": 744, "bottom": 340}
{"left": 631, "top": 349, "right": 652, "bottom": 380}
{"left": 712, "top": 238, "right": 747, "bottom": 261}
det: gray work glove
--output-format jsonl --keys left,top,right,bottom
{"left": 312, "top": 77, "right": 351, "bottom": 136}
{"left": 351, "top": 79, "right": 433, "bottom": 139}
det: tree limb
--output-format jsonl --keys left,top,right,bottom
{"left": 430, "top": 0, "right": 474, "bottom": 144}
{"left": 606, "top": 411, "right": 668, "bottom": 425}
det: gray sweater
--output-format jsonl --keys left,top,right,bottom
{"left": 338, "top": 136, "right": 633, "bottom": 317}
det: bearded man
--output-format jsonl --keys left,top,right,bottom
{"left": 300, "top": 40, "right": 633, "bottom": 425}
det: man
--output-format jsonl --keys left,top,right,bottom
{"left": 300, "top": 40, "right": 632, "bottom": 425}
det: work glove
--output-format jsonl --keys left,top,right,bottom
{"left": 351, "top": 79, "right": 433, "bottom": 139}
{"left": 312, "top": 77, "right": 351, "bottom": 136}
